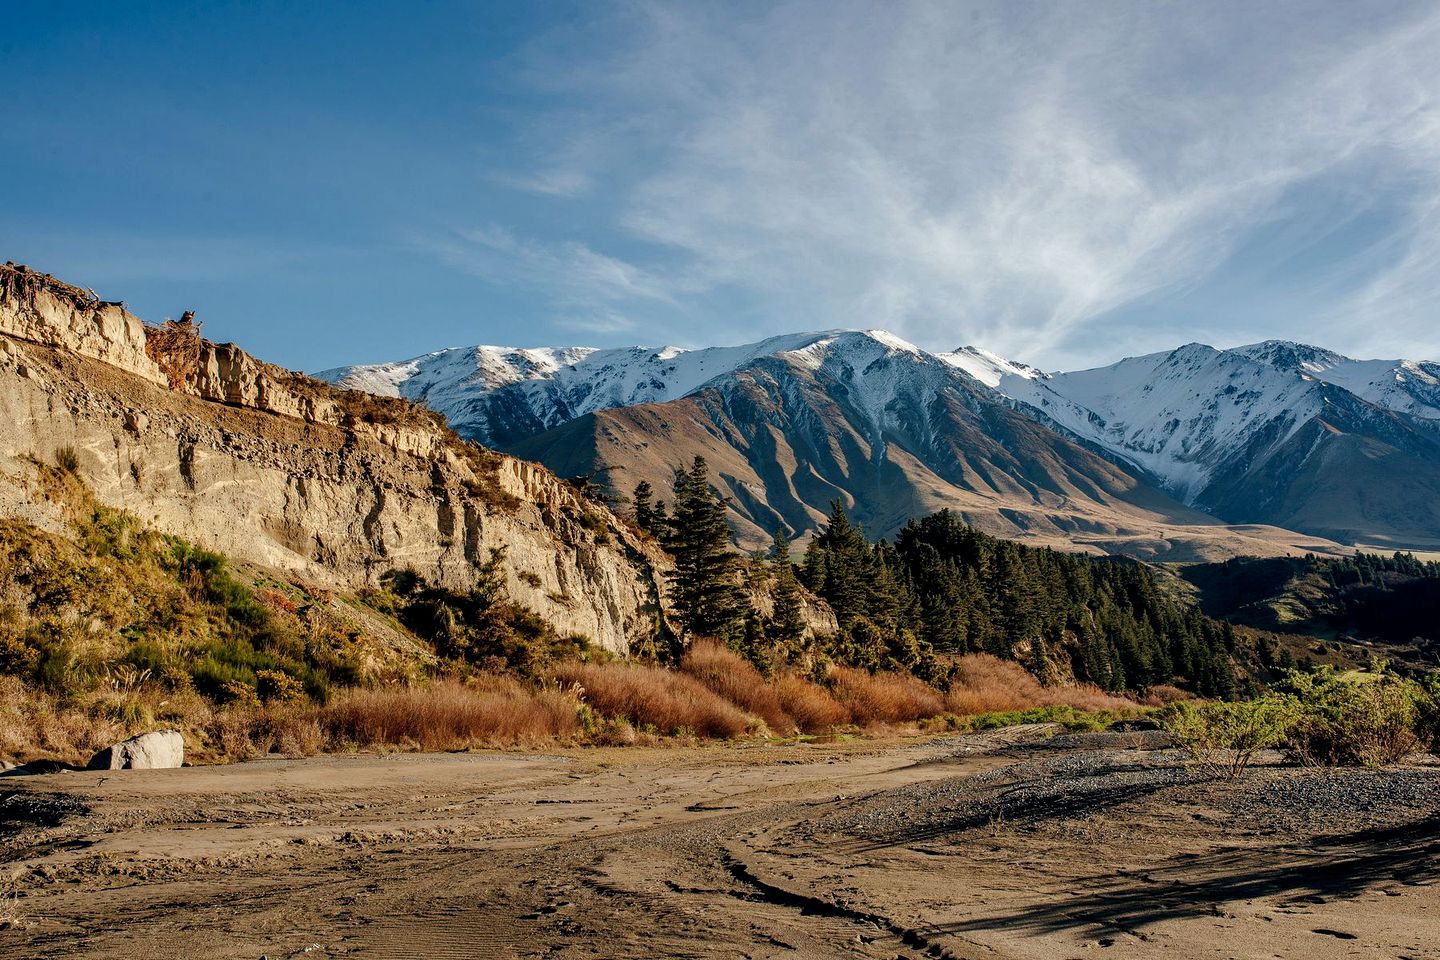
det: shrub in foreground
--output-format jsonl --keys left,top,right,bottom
{"left": 552, "top": 661, "right": 753, "bottom": 738}
{"left": 773, "top": 672, "right": 850, "bottom": 732}
{"left": 1281, "top": 669, "right": 1425, "bottom": 768}
{"left": 830, "top": 667, "right": 944, "bottom": 725}
{"left": 681, "top": 640, "right": 795, "bottom": 734}
{"left": 1162, "top": 697, "right": 1299, "bottom": 779}
{"left": 319, "top": 678, "right": 583, "bottom": 751}
{"left": 944, "top": 654, "right": 1135, "bottom": 715}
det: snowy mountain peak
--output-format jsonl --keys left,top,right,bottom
{"left": 936, "top": 345, "right": 1044, "bottom": 387}
{"left": 1231, "top": 340, "right": 1349, "bottom": 375}
{"left": 316, "top": 328, "right": 968, "bottom": 446}
{"left": 1228, "top": 340, "right": 1440, "bottom": 419}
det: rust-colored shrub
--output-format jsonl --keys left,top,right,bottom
{"left": 773, "top": 672, "right": 850, "bottom": 732}
{"left": 319, "top": 677, "right": 582, "bottom": 750}
{"left": 1143, "top": 684, "right": 1192, "bottom": 706}
{"left": 944, "top": 654, "right": 1135, "bottom": 716}
{"left": 830, "top": 667, "right": 944, "bottom": 725}
{"left": 681, "top": 640, "right": 795, "bottom": 734}
{"left": 553, "top": 661, "right": 752, "bottom": 739}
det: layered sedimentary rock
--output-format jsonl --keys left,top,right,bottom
{"left": 0, "top": 264, "right": 671, "bottom": 653}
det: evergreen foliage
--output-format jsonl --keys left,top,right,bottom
{"left": 665, "top": 458, "right": 747, "bottom": 643}
{"left": 631, "top": 480, "right": 656, "bottom": 534}
{"left": 768, "top": 528, "right": 806, "bottom": 648}
{"left": 798, "top": 506, "right": 1240, "bottom": 695}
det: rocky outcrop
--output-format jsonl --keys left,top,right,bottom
{"left": 0, "top": 264, "right": 167, "bottom": 386}
{"left": 0, "top": 263, "right": 672, "bottom": 653}
{"left": 87, "top": 730, "right": 185, "bottom": 770}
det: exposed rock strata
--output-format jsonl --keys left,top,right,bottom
{"left": 0, "top": 263, "right": 675, "bottom": 653}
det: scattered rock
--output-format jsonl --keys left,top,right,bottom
{"left": 87, "top": 730, "right": 184, "bottom": 771}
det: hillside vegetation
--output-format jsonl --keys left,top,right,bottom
{"left": 0, "top": 461, "right": 1144, "bottom": 765}
{"left": 637, "top": 459, "right": 1259, "bottom": 698}
{"left": 8, "top": 451, "right": 1436, "bottom": 769}
{"left": 1180, "top": 552, "right": 1440, "bottom": 672}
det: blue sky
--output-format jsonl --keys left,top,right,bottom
{"left": 5, "top": 1, "right": 1440, "bottom": 372}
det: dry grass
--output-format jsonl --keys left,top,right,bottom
{"left": 944, "top": 654, "right": 1136, "bottom": 716}
{"left": 0, "top": 873, "right": 27, "bottom": 931}
{"left": 1142, "top": 684, "right": 1193, "bottom": 706}
{"left": 553, "top": 661, "right": 754, "bottom": 739}
{"left": 0, "top": 675, "right": 135, "bottom": 766}
{"left": 682, "top": 640, "right": 795, "bottom": 734}
{"left": 830, "top": 667, "right": 945, "bottom": 725}
{"left": 319, "top": 677, "right": 582, "bottom": 751}
{"left": 773, "top": 672, "right": 850, "bottom": 732}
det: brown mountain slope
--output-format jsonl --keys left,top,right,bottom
{"left": 511, "top": 354, "right": 1348, "bottom": 562}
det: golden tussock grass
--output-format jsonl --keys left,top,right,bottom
{"left": 553, "top": 661, "right": 753, "bottom": 739}
{"left": 318, "top": 677, "right": 582, "bottom": 751}
{"left": 681, "top": 640, "right": 795, "bottom": 734}
{"left": 773, "top": 672, "right": 850, "bottom": 732}
{"left": 830, "top": 666, "right": 945, "bottom": 725}
{"left": 944, "top": 654, "right": 1135, "bottom": 715}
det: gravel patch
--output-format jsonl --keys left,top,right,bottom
{"left": 824, "top": 750, "right": 1204, "bottom": 845}
{"left": 0, "top": 791, "right": 89, "bottom": 837}
{"left": 822, "top": 747, "right": 1440, "bottom": 850}
{"left": 1199, "top": 768, "right": 1440, "bottom": 834}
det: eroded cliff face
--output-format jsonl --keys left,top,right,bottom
{"left": 0, "top": 264, "right": 670, "bottom": 654}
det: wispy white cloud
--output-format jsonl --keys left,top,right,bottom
{"left": 446, "top": 1, "right": 1440, "bottom": 365}
{"left": 493, "top": 167, "right": 593, "bottom": 198}
{"left": 417, "top": 223, "right": 677, "bottom": 307}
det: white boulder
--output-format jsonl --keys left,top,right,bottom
{"left": 87, "top": 730, "right": 184, "bottom": 770}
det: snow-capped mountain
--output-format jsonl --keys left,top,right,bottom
{"left": 319, "top": 331, "right": 907, "bottom": 447}
{"left": 1231, "top": 340, "right": 1440, "bottom": 420}
{"left": 993, "top": 343, "right": 1329, "bottom": 504}
{"left": 318, "top": 331, "right": 1440, "bottom": 553}
{"left": 991, "top": 341, "right": 1440, "bottom": 548}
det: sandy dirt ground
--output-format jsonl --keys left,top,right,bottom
{"left": 2, "top": 727, "right": 1437, "bottom": 959}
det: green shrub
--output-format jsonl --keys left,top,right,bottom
{"left": 1280, "top": 668, "right": 1424, "bottom": 767}
{"left": 256, "top": 668, "right": 306, "bottom": 704}
{"left": 1162, "top": 696, "right": 1298, "bottom": 779}
{"left": 1418, "top": 676, "right": 1440, "bottom": 754}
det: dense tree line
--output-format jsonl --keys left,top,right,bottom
{"left": 635, "top": 465, "right": 1242, "bottom": 696}
{"left": 799, "top": 505, "right": 1238, "bottom": 696}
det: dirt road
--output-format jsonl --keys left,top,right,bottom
{"left": 2, "top": 728, "right": 1437, "bottom": 959}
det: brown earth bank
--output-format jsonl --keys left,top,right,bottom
{"left": 2, "top": 728, "right": 1436, "bottom": 959}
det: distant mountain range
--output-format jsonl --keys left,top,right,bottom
{"left": 318, "top": 333, "right": 1440, "bottom": 558}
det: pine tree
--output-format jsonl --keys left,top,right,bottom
{"left": 771, "top": 525, "right": 793, "bottom": 565}
{"left": 770, "top": 545, "right": 806, "bottom": 649}
{"left": 632, "top": 480, "right": 655, "bottom": 533}
{"left": 801, "top": 537, "right": 826, "bottom": 593}
{"left": 667, "top": 457, "right": 747, "bottom": 642}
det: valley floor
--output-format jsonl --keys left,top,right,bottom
{"left": 2, "top": 730, "right": 1437, "bottom": 959}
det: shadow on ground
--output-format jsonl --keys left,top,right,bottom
{"left": 935, "top": 815, "right": 1440, "bottom": 937}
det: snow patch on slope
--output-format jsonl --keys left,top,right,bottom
{"left": 937, "top": 345, "right": 1046, "bottom": 388}
{"left": 1233, "top": 340, "right": 1440, "bottom": 419}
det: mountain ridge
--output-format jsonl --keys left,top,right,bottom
{"left": 321, "top": 329, "right": 1440, "bottom": 553}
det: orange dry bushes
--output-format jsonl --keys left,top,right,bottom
{"left": 773, "top": 672, "right": 850, "bottom": 732}
{"left": 830, "top": 667, "right": 945, "bottom": 725}
{"left": 943, "top": 654, "right": 1135, "bottom": 715}
{"left": 320, "top": 677, "right": 582, "bottom": 750}
{"left": 553, "top": 661, "right": 753, "bottom": 739}
{"left": 681, "top": 640, "right": 795, "bottom": 734}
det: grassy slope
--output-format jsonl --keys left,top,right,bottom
{"left": 0, "top": 470, "right": 1148, "bottom": 765}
